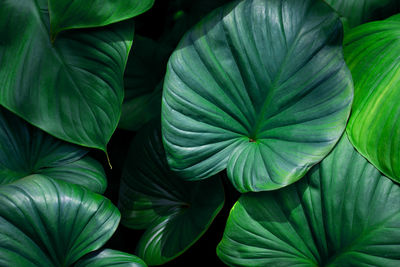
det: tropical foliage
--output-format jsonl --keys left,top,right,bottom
{"left": 0, "top": 0, "right": 399, "bottom": 266}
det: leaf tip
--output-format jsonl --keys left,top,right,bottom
{"left": 105, "top": 150, "right": 113, "bottom": 170}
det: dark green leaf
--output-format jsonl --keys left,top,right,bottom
{"left": 0, "top": 175, "right": 120, "bottom": 266}
{"left": 119, "top": 36, "right": 169, "bottom": 131}
{"left": 0, "top": 0, "right": 134, "bottom": 151}
{"left": 75, "top": 249, "right": 147, "bottom": 267}
{"left": 48, "top": 0, "right": 154, "bottom": 37}
{"left": 119, "top": 120, "right": 224, "bottom": 265}
{"left": 217, "top": 135, "right": 400, "bottom": 266}
{"left": 162, "top": 0, "right": 353, "bottom": 192}
{"left": 120, "top": 1, "right": 234, "bottom": 132}
{"left": 344, "top": 14, "right": 400, "bottom": 183}
{"left": 0, "top": 107, "right": 106, "bottom": 193}
{"left": 324, "top": 0, "right": 400, "bottom": 27}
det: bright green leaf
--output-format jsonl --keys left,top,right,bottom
{"left": 324, "top": 0, "right": 400, "bottom": 28}
{"left": 0, "top": 175, "right": 120, "bottom": 266}
{"left": 217, "top": 135, "right": 400, "bottom": 266}
{"left": 345, "top": 14, "right": 400, "bottom": 183}
{"left": 119, "top": 120, "right": 224, "bottom": 265}
{"left": 0, "top": 0, "right": 134, "bottom": 151}
{"left": 75, "top": 249, "right": 147, "bottom": 267}
{"left": 48, "top": 0, "right": 154, "bottom": 37}
{"left": 162, "top": 0, "right": 353, "bottom": 192}
{"left": 0, "top": 107, "right": 106, "bottom": 193}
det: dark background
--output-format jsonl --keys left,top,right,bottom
{"left": 90, "top": 129, "right": 239, "bottom": 267}
{"left": 89, "top": 1, "right": 238, "bottom": 265}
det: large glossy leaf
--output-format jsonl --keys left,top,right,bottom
{"left": 0, "top": 107, "right": 106, "bottom": 193}
{"left": 162, "top": 0, "right": 353, "bottom": 192}
{"left": 48, "top": 0, "right": 154, "bottom": 37}
{"left": 119, "top": 120, "right": 224, "bottom": 265}
{"left": 75, "top": 249, "right": 147, "bottom": 267}
{"left": 217, "top": 135, "right": 400, "bottom": 266}
{"left": 0, "top": 0, "right": 134, "bottom": 151}
{"left": 119, "top": 36, "right": 169, "bottom": 131}
{"left": 0, "top": 175, "right": 120, "bottom": 266}
{"left": 344, "top": 14, "right": 400, "bottom": 183}
{"left": 324, "top": 0, "right": 400, "bottom": 28}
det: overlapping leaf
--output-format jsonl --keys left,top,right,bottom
{"left": 162, "top": 0, "right": 353, "bottom": 192}
{"left": 0, "top": 0, "right": 134, "bottom": 151}
{"left": 75, "top": 249, "right": 147, "bottom": 267}
{"left": 0, "top": 107, "right": 106, "bottom": 193}
{"left": 119, "top": 120, "right": 224, "bottom": 265}
{"left": 0, "top": 175, "right": 120, "bottom": 266}
{"left": 120, "top": 0, "right": 234, "bottom": 131}
{"left": 325, "top": 0, "right": 400, "bottom": 27}
{"left": 119, "top": 36, "right": 169, "bottom": 131}
{"left": 48, "top": 0, "right": 154, "bottom": 37}
{"left": 217, "top": 135, "right": 400, "bottom": 266}
{"left": 345, "top": 14, "right": 400, "bottom": 183}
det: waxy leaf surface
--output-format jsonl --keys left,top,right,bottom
{"left": 0, "top": 107, "right": 106, "bottom": 193}
{"left": 75, "top": 249, "right": 147, "bottom": 267}
{"left": 345, "top": 14, "right": 400, "bottom": 183}
{"left": 48, "top": 0, "right": 154, "bottom": 36}
{"left": 162, "top": 0, "right": 353, "bottom": 192}
{"left": 119, "top": 120, "right": 224, "bottom": 265}
{"left": 0, "top": 175, "right": 120, "bottom": 266}
{"left": 0, "top": 0, "right": 134, "bottom": 151}
{"left": 325, "top": 0, "right": 400, "bottom": 27}
{"left": 217, "top": 135, "right": 400, "bottom": 266}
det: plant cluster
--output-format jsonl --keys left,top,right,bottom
{"left": 0, "top": 0, "right": 400, "bottom": 266}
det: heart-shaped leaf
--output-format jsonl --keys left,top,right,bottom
{"left": 48, "top": 0, "right": 154, "bottom": 37}
{"left": 75, "top": 249, "right": 147, "bottom": 267}
{"left": 217, "top": 135, "right": 400, "bottom": 266}
{"left": 0, "top": 107, "right": 106, "bottom": 193}
{"left": 345, "top": 14, "right": 400, "bottom": 183}
{"left": 0, "top": 0, "right": 134, "bottom": 151}
{"left": 0, "top": 175, "right": 120, "bottom": 266}
{"left": 162, "top": 0, "right": 353, "bottom": 192}
{"left": 119, "top": 120, "right": 224, "bottom": 265}
{"left": 324, "top": 0, "right": 400, "bottom": 27}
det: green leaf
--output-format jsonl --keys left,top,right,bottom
{"left": 0, "top": 175, "right": 120, "bottom": 266}
{"left": 119, "top": 120, "right": 224, "bottom": 265}
{"left": 75, "top": 249, "right": 147, "bottom": 267}
{"left": 0, "top": 107, "right": 106, "bottom": 193}
{"left": 162, "top": 0, "right": 353, "bottom": 192}
{"left": 119, "top": 36, "right": 170, "bottom": 131}
{"left": 120, "top": 0, "right": 234, "bottom": 131}
{"left": 344, "top": 14, "right": 400, "bottom": 184}
{"left": 157, "top": 0, "right": 234, "bottom": 47}
{"left": 217, "top": 135, "right": 400, "bottom": 266}
{"left": 48, "top": 0, "right": 154, "bottom": 37}
{"left": 324, "top": 0, "right": 400, "bottom": 28}
{"left": 0, "top": 0, "right": 134, "bottom": 151}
